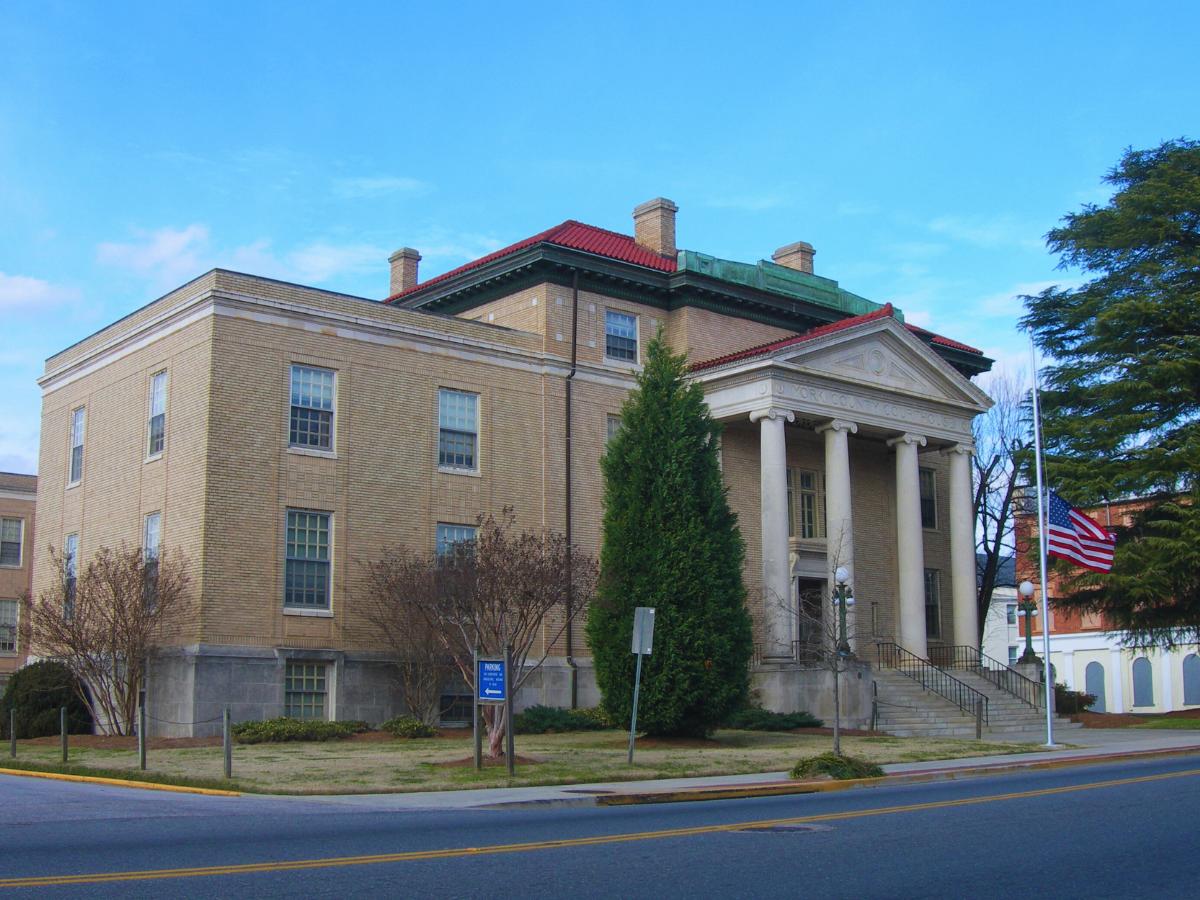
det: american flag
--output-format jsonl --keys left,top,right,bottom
{"left": 1045, "top": 490, "right": 1116, "bottom": 573}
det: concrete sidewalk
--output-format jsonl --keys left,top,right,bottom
{"left": 283, "top": 728, "right": 1200, "bottom": 811}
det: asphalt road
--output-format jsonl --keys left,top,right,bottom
{"left": 2, "top": 754, "right": 1198, "bottom": 898}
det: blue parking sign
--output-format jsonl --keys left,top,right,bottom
{"left": 477, "top": 657, "right": 507, "bottom": 704}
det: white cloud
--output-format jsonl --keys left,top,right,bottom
{"left": 96, "top": 224, "right": 210, "bottom": 287}
{"left": 223, "top": 239, "right": 388, "bottom": 285}
{"left": 903, "top": 308, "right": 933, "bottom": 329}
{"left": 975, "top": 278, "right": 1083, "bottom": 317}
{"left": 0, "top": 272, "right": 80, "bottom": 311}
{"left": 928, "top": 215, "right": 1043, "bottom": 251}
{"left": 332, "top": 176, "right": 430, "bottom": 199}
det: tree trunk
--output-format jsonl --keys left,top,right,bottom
{"left": 486, "top": 705, "right": 507, "bottom": 759}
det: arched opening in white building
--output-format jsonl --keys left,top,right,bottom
{"left": 1132, "top": 657, "right": 1154, "bottom": 708}
{"left": 1085, "top": 661, "right": 1106, "bottom": 713}
{"left": 1183, "top": 653, "right": 1200, "bottom": 706}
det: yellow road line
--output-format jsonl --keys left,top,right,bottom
{"left": 3, "top": 767, "right": 1197, "bottom": 889}
{"left": 0, "top": 768, "right": 240, "bottom": 797}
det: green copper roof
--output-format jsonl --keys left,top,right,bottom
{"left": 676, "top": 250, "right": 904, "bottom": 324}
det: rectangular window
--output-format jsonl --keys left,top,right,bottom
{"left": 285, "top": 510, "right": 331, "bottom": 610}
{"left": 284, "top": 662, "right": 328, "bottom": 720}
{"left": 64, "top": 533, "right": 78, "bottom": 620}
{"left": 786, "top": 469, "right": 826, "bottom": 539}
{"left": 924, "top": 568, "right": 941, "bottom": 639}
{"left": 0, "top": 518, "right": 22, "bottom": 567}
{"left": 606, "top": 414, "right": 622, "bottom": 444}
{"left": 143, "top": 512, "right": 161, "bottom": 611}
{"left": 147, "top": 371, "right": 168, "bottom": 457}
{"left": 605, "top": 310, "right": 637, "bottom": 362}
{"left": 1006, "top": 604, "right": 1017, "bottom": 625}
{"left": 439, "top": 693, "right": 473, "bottom": 725}
{"left": 289, "top": 365, "right": 335, "bottom": 450}
{"left": 1008, "top": 645, "right": 1019, "bottom": 667}
{"left": 438, "top": 389, "right": 478, "bottom": 471}
{"left": 919, "top": 468, "right": 937, "bottom": 529}
{"left": 69, "top": 407, "right": 85, "bottom": 484}
{"left": 0, "top": 599, "right": 17, "bottom": 653}
{"left": 436, "top": 523, "right": 477, "bottom": 557}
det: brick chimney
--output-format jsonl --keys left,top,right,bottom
{"left": 633, "top": 197, "right": 678, "bottom": 257}
{"left": 388, "top": 247, "right": 421, "bottom": 295}
{"left": 772, "top": 241, "right": 816, "bottom": 274}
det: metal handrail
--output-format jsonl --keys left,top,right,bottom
{"left": 928, "top": 645, "right": 1042, "bottom": 709}
{"left": 876, "top": 642, "right": 989, "bottom": 725}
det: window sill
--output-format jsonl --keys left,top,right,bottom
{"left": 604, "top": 357, "right": 642, "bottom": 372}
{"left": 438, "top": 466, "right": 481, "bottom": 478}
{"left": 288, "top": 446, "right": 338, "bottom": 460}
{"left": 66, "top": 481, "right": 81, "bottom": 491}
{"left": 145, "top": 453, "right": 164, "bottom": 464}
{"left": 0, "top": 563, "right": 21, "bottom": 570}
{"left": 283, "top": 608, "right": 334, "bottom": 618}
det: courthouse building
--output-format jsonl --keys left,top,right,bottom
{"left": 33, "top": 199, "right": 994, "bottom": 735}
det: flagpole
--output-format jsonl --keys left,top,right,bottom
{"left": 1029, "top": 335, "right": 1056, "bottom": 747}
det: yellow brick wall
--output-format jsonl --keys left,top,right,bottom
{"left": 0, "top": 490, "right": 35, "bottom": 676}
{"left": 666, "top": 306, "right": 798, "bottom": 364}
{"left": 33, "top": 317, "right": 215, "bottom": 646}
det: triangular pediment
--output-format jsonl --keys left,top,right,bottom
{"left": 771, "top": 318, "right": 991, "bottom": 410}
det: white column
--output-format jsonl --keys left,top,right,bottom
{"left": 751, "top": 406, "right": 795, "bottom": 658}
{"left": 948, "top": 444, "right": 978, "bottom": 648}
{"left": 818, "top": 419, "right": 858, "bottom": 649}
{"left": 1161, "top": 652, "right": 1174, "bottom": 710}
{"left": 1109, "top": 648, "right": 1125, "bottom": 713}
{"left": 1061, "top": 650, "right": 1076, "bottom": 690}
{"left": 889, "top": 432, "right": 928, "bottom": 659}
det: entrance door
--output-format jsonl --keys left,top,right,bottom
{"left": 795, "top": 578, "right": 826, "bottom": 664}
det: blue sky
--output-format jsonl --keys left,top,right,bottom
{"left": 2, "top": 1, "right": 1197, "bottom": 473}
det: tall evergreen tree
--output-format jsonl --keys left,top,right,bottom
{"left": 1020, "top": 139, "right": 1200, "bottom": 646}
{"left": 588, "top": 336, "right": 752, "bottom": 737}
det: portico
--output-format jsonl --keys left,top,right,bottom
{"left": 692, "top": 306, "right": 992, "bottom": 666}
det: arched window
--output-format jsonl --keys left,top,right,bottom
{"left": 1085, "top": 662, "right": 1106, "bottom": 713}
{"left": 1132, "top": 657, "right": 1154, "bottom": 707}
{"left": 1183, "top": 654, "right": 1200, "bottom": 706}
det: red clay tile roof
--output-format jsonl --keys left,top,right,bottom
{"left": 385, "top": 220, "right": 677, "bottom": 303}
{"left": 903, "top": 324, "right": 982, "bottom": 355}
{"left": 690, "top": 303, "right": 983, "bottom": 372}
{"left": 690, "top": 304, "right": 899, "bottom": 371}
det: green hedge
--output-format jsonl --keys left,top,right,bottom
{"left": 513, "top": 705, "right": 609, "bottom": 734}
{"left": 723, "top": 707, "right": 822, "bottom": 731}
{"left": 0, "top": 661, "right": 93, "bottom": 739}
{"left": 1054, "top": 683, "right": 1097, "bottom": 714}
{"left": 231, "top": 717, "right": 368, "bottom": 744}
{"left": 380, "top": 715, "right": 436, "bottom": 738}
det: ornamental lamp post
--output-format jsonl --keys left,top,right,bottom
{"left": 1017, "top": 580, "right": 1041, "bottom": 664}
{"left": 832, "top": 566, "right": 855, "bottom": 657}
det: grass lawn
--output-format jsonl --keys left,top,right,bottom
{"left": 4, "top": 729, "right": 1046, "bottom": 795}
{"left": 1130, "top": 717, "right": 1200, "bottom": 730}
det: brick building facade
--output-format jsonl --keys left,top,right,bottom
{"left": 33, "top": 199, "right": 993, "bottom": 735}
{"left": 0, "top": 472, "right": 36, "bottom": 691}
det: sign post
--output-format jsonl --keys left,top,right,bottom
{"left": 474, "top": 651, "right": 509, "bottom": 772}
{"left": 628, "top": 607, "right": 655, "bottom": 765}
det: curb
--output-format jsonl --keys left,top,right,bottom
{"left": 593, "top": 744, "right": 1200, "bottom": 807}
{"left": 0, "top": 767, "right": 241, "bottom": 797}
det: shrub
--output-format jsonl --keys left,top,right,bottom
{"left": 0, "top": 660, "right": 92, "bottom": 739}
{"left": 231, "top": 717, "right": 363, "bottom": 744}
{"left": 791, "top": 752, "right": 884, "bottom": 781}
{"left": 381, "top": 715, "right": 436, "bottom": 738}
{"left": 572, "top": 706, "right": 616, "bottom": 729}
{"left": 1054, "top": 683, "right": 1097, "bottom": 714}
{"left": 513, "top": 705, "right": 607, "bottom": 734}
{"left": 724, "top": 707, "right": 823, "bottom": 731}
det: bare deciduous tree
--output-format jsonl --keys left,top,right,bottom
{"left": 361, "top": 556, "right": 453, "bottom": 726}
{"left": 974, "top": 373, "right": 1031, "bottom": 645}
{"left": 361, "top": 509, "right": 597, "bottom": 757}
{"left": 25, "top": 545, "right": 189, "bottom": 736}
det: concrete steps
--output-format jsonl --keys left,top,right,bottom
{"left": 873, "top": 667, "right": 1081, "bottom": 739}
